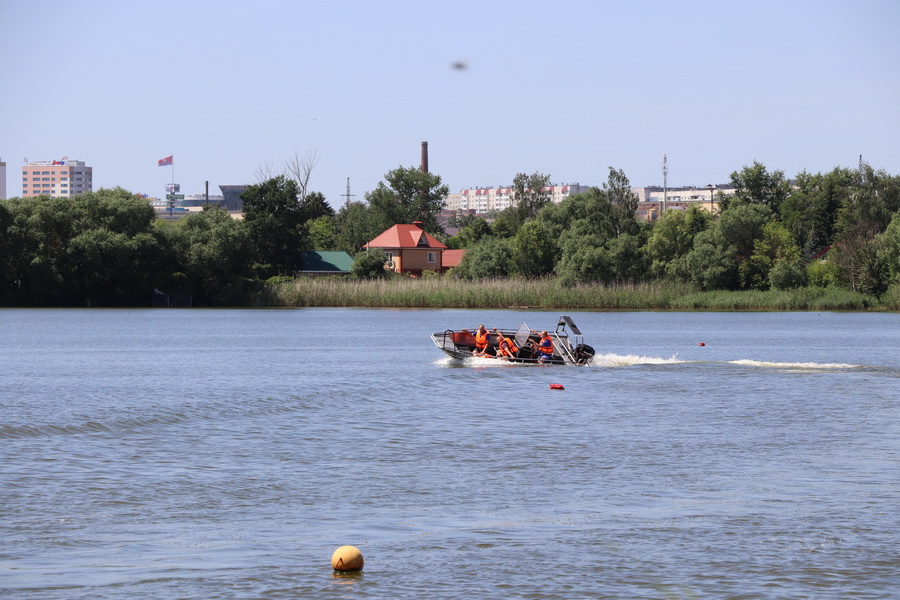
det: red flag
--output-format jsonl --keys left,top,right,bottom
{"left": 158, "top": 155, "right": 173, "bottom": 167}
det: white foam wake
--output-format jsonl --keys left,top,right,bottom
{"left": 433, "top": 355, "right": 521, "bottom": 367}
{"left": 589, "top": 353, "right": 684, "bottom": 367}
{"left": 729, "top": 359, "right": 859, "bottom": 370}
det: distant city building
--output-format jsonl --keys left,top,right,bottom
{"left": 219, "top": 185, "right": 249, "bottom": 212}
{"left": 21, "top": 159, "right": 92, "bottom": 198}
{"left": 442, "top": 181, "right": 734, "bottom": 222}
{"left": 0, "top": 157, "right": 6, "bottom": 199}
{"left": 632, "top": 184, "right": 736, "bottom": 221}
{"left": 443, "top": 184, "right": 592, "bottom": 213}
{"left": 183, "top": 194, "right": 225, "bottom": 207}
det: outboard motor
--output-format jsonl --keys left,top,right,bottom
{"left": 574, "top": 343, "right": 595, "bottom": 365}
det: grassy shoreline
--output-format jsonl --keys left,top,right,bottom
{"left": 260, "top": 278, "right": 900, "bottom": 311}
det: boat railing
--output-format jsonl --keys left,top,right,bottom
{"left": 551, "top": 331, "right": 577, "bottom": 364}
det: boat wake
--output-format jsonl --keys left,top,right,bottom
{"left": 728, "top": 359, "right": 859, "bottom": 370}
{"left": 434, "top": 354, "right": 862, "bottom": 371}
{"left": 433, "top": 353, "right": 685, "bottom": 368}
{"left": 589, "top": 353, "right": 684, "bottom": 367}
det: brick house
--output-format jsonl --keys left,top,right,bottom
{"left": 363, "top": 221, "right": 447, "bottom": 276}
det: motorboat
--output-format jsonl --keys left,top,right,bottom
{"left": 430, "top": 315, "right": 595, "bottom": 365}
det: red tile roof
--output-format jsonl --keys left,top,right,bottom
{"left": 365, "top": 223, "right": 447, "bottom": 250}
{"left": 442, "top": 249, "right": 465, "bottom": 268}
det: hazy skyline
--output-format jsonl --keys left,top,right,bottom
{"left": 2, "top": 0, "right": 898, "bottom": 205}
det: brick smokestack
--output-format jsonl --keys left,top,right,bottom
{"left": 421, "top": 141, "right": 428, "bottom": 174}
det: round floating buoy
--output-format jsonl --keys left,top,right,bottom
{"left": 550, "top": 383, "right": 565, "bottom": 390}
{"left": 698, "top": 342, "right": 706, "bottom": 346}
{"left": 331, "top": 545, "right": 364, "bottom": 572}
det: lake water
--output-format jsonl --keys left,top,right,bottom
{"left": 1, "top": 308, "right": 898, "bottom": 599}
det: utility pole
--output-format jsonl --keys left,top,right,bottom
{"left": 662, "top": 153, "right": 668, "bottom": 213}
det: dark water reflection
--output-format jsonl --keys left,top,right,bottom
{"left": 2, "top": 308, "right": 898, "bottom": 599}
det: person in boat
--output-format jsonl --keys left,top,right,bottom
{"left": 496, "top": 332, "right": 518, "bottom": 360}
{"left": 473, "top": 324, "right": 490, "bottom": 356}
{"left": 535, "top": 330, "right": 554, "bottom": 363}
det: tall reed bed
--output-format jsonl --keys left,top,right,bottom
{"left": 668, "top": 287, "right": 879, "bottom": 311}
{"left": 259, "top": 276, "right": 897, "bottom": 310}
{"left": 265, "top": 278, "right": 730, "bottom": 309}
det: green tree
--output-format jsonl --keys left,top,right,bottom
{"left": 4, "top": 195, "right": 75, "bottom": 304}
{"left": 829, "top": 224, "right": 887, "bottom": 294}
{"left": 1, "top": 189, "right": 163, "bottom": 306}
{"left": 556, "top": 230, "right": 647, "bottom": 285}
{"left": 511, "top": 171, "right": 552, "bottom": 228}
{"left": 645, "top": 205, "right": 711, "bottom": 278}
{"left": 728, "top": 161, "right": 792, "bottom": 213}
{"left": 835, "top": 163, "right": 900, "bottom": 239}
{"left": 0, "top": 201, "right": 13, "bottom": 303}
{"left": 746, "top": 221, "right": 805, "bottom": 289}
{"left": 555, "top": 234, "right": 611, "bottom": 285}
{"left": 512, "top": 220, "right": 556, "bottom": 277}
{"left": 673, "top": 227, "right": 740, "bottom": 290}
{"left": 667, "top": 202, "right": 770, "bottom": 290}
{"left": 876, "top": 211, "right": 900, "bottom": 285}
{"left": 779, "top": 168, "right": 852, "bottom": 258}
{"left": 299, "top": 190, "right": 334, "bottom": 222}
{"left": 67, "top": 228, "right": 162, "bottom": 306}
{"left": 539, "top": 187, "right": 616, "bottom": 240}
{"left": 351, "top": 249, "right": 391, "bottom": 278}
{"left": 334, "top": 202, "right": 378, "bottom": 255}
{"left": 241, "top": 175, "right": 308, "bottom": 277}
{"left": 603, "top": 167, "right": 640, "bottom": 236}
{"left": 162, "top": 206, "right": 255, "bottom": 305}
{"left": 449, "top": 217, "right": 492, "bottom": 249}
{"left": 489, "top": 207, "right": 523, "bottom": 238}
{"left": 827, "top": 164, "right": 900, "bottom": 294}
{"left": 307, "top": 215, "right": 337, "bottom": 250}
{"left": 717, "top": 202, "right": 774, "bottom": 287}
{"left": 365, "top": 166, "right": 448, "bottom": 235}
{"left": 607, "top": 233, "right": 648, "bottom": 282}
{"left": 456, "top": 237, "right": 514, "bottom": 279}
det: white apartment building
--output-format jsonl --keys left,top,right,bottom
{"left": 633, "top": 184, "right": 735, "bottom": 208}
{"left": 21, "top": 159, "right": 93, "bottom": 198}
{"left": 444, "top": 183, "right": 592, "bottom": 213}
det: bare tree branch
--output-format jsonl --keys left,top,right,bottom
{"left": 254, "top": 160, "right": 277, "bottom": 183}
{"left": 284, "top": 149, "right": 320, "bottom": 201}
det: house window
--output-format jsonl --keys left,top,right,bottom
{"left": 427, "top": 252, "right": 436, "bottom": 263}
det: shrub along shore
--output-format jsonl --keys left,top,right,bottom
{"left": 261, "top": 277, "right": 900, "bottom": 311}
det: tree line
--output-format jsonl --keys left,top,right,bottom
{"left": 0, "top": 166, "right": 446, "bottom": 306}
{"left": 447, "top": 162, "right": 900, "bottom": 298}
{"left": 1, "top": 160, "right": 898, "bottom": 307}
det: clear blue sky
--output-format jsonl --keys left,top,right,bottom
{"left": 2, "top": 0, "right": 898, "bottom": 205}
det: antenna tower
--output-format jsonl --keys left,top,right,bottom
{"left": 341, "top": 177, "right": 356, "bottom": 207}
{"left": 662, "top": 153, "right": 668, "bottom": 213}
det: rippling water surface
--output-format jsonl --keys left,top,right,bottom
{"left": 2, "top": 308, "right": 898, "bottom": 599}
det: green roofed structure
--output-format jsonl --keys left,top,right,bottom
{"left": 298, "top": 251, "right": 354, "bottom": 276}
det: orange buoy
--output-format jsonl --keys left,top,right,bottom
{"left": 331, "top": 545, "right": 364, "bottom": 572}
{"left": 550, "top": 383, "right": 565, "bottom": 390}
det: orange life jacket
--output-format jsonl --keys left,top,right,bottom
{"left": 537, "top": 334, "right": 554, "bottom": 356}
{"left": 498, "top": 336, "right": 518, "bottom": 357}
{"left": 475, "top": 329, "right": 489, "bottom": 350}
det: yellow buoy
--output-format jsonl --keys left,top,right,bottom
{"left": 331, "top": 545, "right": 364, "bottom": 571}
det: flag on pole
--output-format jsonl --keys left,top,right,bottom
{"left": 158, "top": 155, "right": 173, "bottom": 167}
